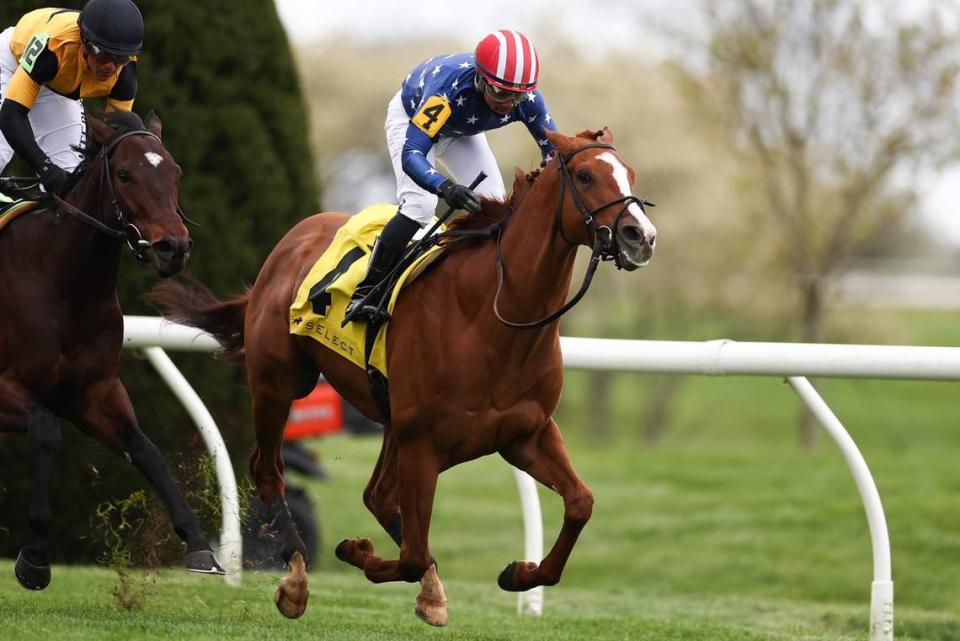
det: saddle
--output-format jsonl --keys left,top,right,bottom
{"left": 289, "top": 204, "right": 450, "bottom": 423}
{"left": 0, "top": 199, "right": 40, "bottom": 233}
{"left": 0, "top": 179, "right": 43, "bottom": 232}
{"left": 289, "top": 204, "right": 447, "bottom": 375}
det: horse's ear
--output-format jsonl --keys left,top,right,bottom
{"left": 87, "top": 113, "right": 114, "bottom": 145}
{"left": 573, "top": 128, "right": 613, "bottom": 144}
{"left": 144, "top": 110, "right": 162, "bottom": 139}
{"left": 545, "top": 129, "right": 572, "bottom": 155}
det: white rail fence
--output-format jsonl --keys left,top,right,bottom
{"left": 123, "top": 316, "right": 960, "bottom": 641}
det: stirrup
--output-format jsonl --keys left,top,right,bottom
{"left": 344, "top": 286, "right": 391, "bottom": 325}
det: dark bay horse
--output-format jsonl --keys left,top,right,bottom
{"left": 150, "top": 127, "right": 656, "bottom": 624}
{"left": 0, "top": 110, "right": 223, "bottom": 590}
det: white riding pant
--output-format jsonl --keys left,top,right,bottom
{"left": 384, "top": 90, "right": 505, "bottom": 227}
{"left": 0, "top": 27, "right": 85, "bottom": 175}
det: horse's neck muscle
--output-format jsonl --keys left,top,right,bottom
{"left": 494, "top": 174, "right": 577, "bottom": 322}
{"left": 47, "top": 160, "right": 123, "bottom": 300}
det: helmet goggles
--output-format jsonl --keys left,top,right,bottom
{"left": 483, "top": 80, "right": 531, "bottom": 104}
{"left": 83, "top": 39, "right": 132, "bottom": 66}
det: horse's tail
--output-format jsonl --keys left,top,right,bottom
{"left": 145, "top": 274, "right": 248, "bottom": 361}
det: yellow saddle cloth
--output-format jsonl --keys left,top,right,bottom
{"left": 0, "top": 200, "right": 39, "bottom": 233}
{"left": 289, "top": 203, "right": 445, "bottom": 377}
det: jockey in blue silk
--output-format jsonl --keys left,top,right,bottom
{"left": 345, "top": 29, "right": 559, "bottom": 322}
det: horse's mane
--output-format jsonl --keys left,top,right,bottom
{"left": 445, "top": 157, "right": 553, "bottom": 233}
{"left": 80, "top": 110, "right": 149, "bottom": 160}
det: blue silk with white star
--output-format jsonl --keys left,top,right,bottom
{"left": 399, "top": 53, "right": 558, "bottom": 193}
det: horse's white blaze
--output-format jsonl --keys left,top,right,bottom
{"left": 597, "top": 152, "right": 656, "bottom": 246}
{"left": 145, "top": 152, "right": 163, "bottom": 167}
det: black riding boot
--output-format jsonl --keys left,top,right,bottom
{"left": 344, "top": 213, "right": 421, "bottom": 323}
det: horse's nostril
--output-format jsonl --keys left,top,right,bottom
{"left": 153, "top": 240, "right": 174, "bottom": 257}
{"left": 153, "top": 237, "right": 191, "bottom": 259}
{"left": 619, "top": 225, "right": 644, "bottom": 246}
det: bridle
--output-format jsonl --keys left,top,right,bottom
{"left": 554, "top": 143, "right": 654, "bottom": 262}
{"left": 52, "top": 129, "right": 193, "bottom": 261}
{"left": 492, "top": 142, "right": 654, "bottom": 329}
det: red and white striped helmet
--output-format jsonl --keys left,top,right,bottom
{"left": 474, "top": 30, "right": 540, "bottom": 92}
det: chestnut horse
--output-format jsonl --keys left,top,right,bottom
{"left": 150, "top": 127, "right": 656, "bottom": 624}
{"left": 0, "top": 111, "right": 223, "bottom": 590}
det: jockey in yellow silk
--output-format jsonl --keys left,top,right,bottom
{"left": 0, "top": 0, "right": 142, "bottom": 196}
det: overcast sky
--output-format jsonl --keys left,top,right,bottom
{"left": 273, "top": 0, "right": 682, "bottom": 53}
{"left": 274, "top": 0, "right": 960, "bottom": 248}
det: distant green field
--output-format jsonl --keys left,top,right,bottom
{"left": 1, "top": 307, "right": 957, "bottom": 640}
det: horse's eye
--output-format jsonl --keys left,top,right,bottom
{"left": 116, "top": 169, "right": 132, "bottom": 183}
{"left": 577, "top": 170, "right": 592, "bottom": 185}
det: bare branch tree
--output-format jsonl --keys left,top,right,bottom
{"left": 680, "top": 0, "right": 960, "bottom": 446}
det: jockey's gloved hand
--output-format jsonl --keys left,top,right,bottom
{"left": 438, "top": 180, "right": 481, "bottom": 214}
{"left": 37, "top": 158, "right": 69, "bottom": 196}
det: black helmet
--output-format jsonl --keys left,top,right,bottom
{"left": 78, "top": 0, "right": 144, "bottom": 57}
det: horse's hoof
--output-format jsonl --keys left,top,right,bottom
{"left": 415, "top": 601, "right": 449, "bottom": 627}
{"left": 274, "top": 582, "right": 308, "bottom": 619}
{"left": 185, "top": 549, "right": 226, "bottom": 575}
{"left": 497, "top": 561, "right": 519, "bottom": 591}
{"left": 415, "top": 563, "right": 448, "bottom": 626}
{"left": 274, "top": 553, "right": 309, "bottom": 620}
{"left": 335, "top": 537, "right": 373, "bottom": 565}
{"left": 497, "top": 560, "right": 538, "bottom": 592}
{"left": 15, "top": 550, "right": 51, "bottom": 591}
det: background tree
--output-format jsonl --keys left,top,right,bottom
{"left": 0, "top": 0, "right": 318, "bottom": 562}
{"left": 676, "top": 0, "right": 960, "bottom": 446}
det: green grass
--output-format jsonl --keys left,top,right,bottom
{"left": 4, "top": 427, "right": 954, "bottom": 641}
{"left": 1, "top": 308, "right": 957, "bottom": 640}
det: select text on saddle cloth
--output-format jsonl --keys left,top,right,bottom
{"left": 298, "top": 318, "right": 360, "bottom": 359}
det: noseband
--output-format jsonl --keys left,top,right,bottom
{"left": 493, "top": 141, "right": 653, "bottom": 329}
{"left": 52, "top": 129, "right": 191, "bottom": 261}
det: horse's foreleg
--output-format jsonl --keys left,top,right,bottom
{"left": 345, "top": 431, "right": 447, "bottom": 626}
{"left": 498, "top": 419, "right": 594, "bottom": 592}
{"left": 72, "top": 379, "right": 223, "bottom": 573}
{"left": 250, "top": 390, "right": 309, "bottom": 619}
{"left": 15, "top": 406, "right": 61, "bottom": 590}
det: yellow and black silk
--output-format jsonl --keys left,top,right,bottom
{"left": 5, "top": 8, "right": 137, "bottom": 111}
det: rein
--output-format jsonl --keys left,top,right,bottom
{"left": 491, "top": 142, "right": 653, "bottom": 329}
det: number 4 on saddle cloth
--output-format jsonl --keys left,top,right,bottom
{"left": 289, "top": 203, "right": 446, "bottom": 380}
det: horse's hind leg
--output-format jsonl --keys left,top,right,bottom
{"left": 246, "top": 336, "right": 318, "bottom": 620}
{"left": 338, "top": 431, "right": 448, "bottom": 626}
{"left": 498, "top": 418, "right": 594, "bottom": 592}
{"left": 249, "top": 389, "right": 311, "bottom": 619}
{"left": 15, "top": 406, "right": 61, "bottom": 590}
{"left": 338, "top": 436, "right": 439, "bottom": 585}
{"left": 71, "top": 379, "right": 224, "bottom": 574}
